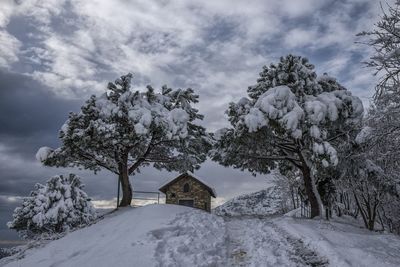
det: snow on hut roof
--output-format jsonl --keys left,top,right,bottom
{"left": 159, "top": 171, "right": 217, "bottom": 198}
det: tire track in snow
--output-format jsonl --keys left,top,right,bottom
{"left": 224, "top": 216, "right": 328, "bottom": 267}
{"left": 269, "top": 220, "right": 329, "bottom": 267}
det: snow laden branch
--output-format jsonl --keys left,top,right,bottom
{"left": 357, "top": 1, "right": 400, "bottom": 104}
{"left": 37, "top": 73, "right": 211, "bottom": 206}
{"left": 211, "top": 55, "right": 363, "bottom": 218}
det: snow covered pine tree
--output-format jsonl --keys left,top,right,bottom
{"left": 212, "top": 55, "right": 363, "bottom": 218}
{"left": 7, "top": 174, "right": 96, "bottom": 239}
{"left": 36, "top": 74, "right": 211, "bottom": 207}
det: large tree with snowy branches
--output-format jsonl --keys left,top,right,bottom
{"left": 211, "top": 55, "right": 364, "bottom": 218}
{"left": 37, "top": 74, "right": 211, "bottom": 206}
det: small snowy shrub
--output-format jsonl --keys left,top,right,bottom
{"left": 7, "top": 174, "right": 97, "bottom": 239}
{"left": 0, "top": 248, "right": 12, "bottom": 259}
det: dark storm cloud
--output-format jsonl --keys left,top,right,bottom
{"left": 0, "top": 70, "right": 81, "bottom": 157}
{"left": 0, "top": 70, "right": 84, "bottom": 205}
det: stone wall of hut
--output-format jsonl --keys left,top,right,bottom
{"left": 165, "top": 175, "right": 211, "bottom": 212}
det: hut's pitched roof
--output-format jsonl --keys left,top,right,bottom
{"left": 159, "top": 171, "right": 217, "bottom": 198}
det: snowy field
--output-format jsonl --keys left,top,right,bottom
{"left": 1, "top": 204, "right": 400, "bottom": 267}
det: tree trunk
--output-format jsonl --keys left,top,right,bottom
{"left": 296, "top": 150, "right": 322, "bottom": 218}
{"left": 353, "top": 191, "right": 370, "bottom": 230}
{"left": 119, "top": 166, "right": 133, "bottom": 207}
{"left": 300, "top": 164, "right": 322, "bottom": 218}
{"left": 368, "top": 219, "right": 375, "bottom": 231}
{"left": 291, "top": 188, "right": 297, "bottom": 209}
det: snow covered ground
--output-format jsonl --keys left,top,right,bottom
{"left": 0, "top": 205, "right": 226, "bottom": 267}
{"left": 1, "top": 204, "right": 400, "bottom": 267}
{"left": 278, "top": 212, "right": 400, "bottom": 267}
{"left": 225, "top": 216, "right": 328, "bottom": 266}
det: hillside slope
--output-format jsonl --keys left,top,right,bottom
{"left": 0, "top": 205, "right": 226, "bottom": 267}
{"left": 1, "top": 203, "right": 400, "bottom": 267}
{"left": 213, "top": 186, "right": 287, "bottom": 217}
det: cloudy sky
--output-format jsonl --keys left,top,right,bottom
{"left": 0, "top": 0, "right": 389, "bottom": 241}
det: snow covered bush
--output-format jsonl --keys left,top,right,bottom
{"left": 331, "top": 117, "right": 400, "bottom": 231}
{"left": 212, "top": 55, "right": 364, "bottom": 218}
{"left": 340, "top": 155, "right": 388, "bottom": 230}
{"left": 7, "top": 174, "right": 96, "bottom": 239}
{"left": 0, "top": 248, "right": 12, "bottom": 260}
{"left": 37, "top": 73, "right": 211, "bottom": 206}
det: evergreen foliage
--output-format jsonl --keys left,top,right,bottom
{"left": 211, "top": 55, "right": 363, "bottom": 218}
{"left": 7, "top": 174, "right": 96, "bottom": 239}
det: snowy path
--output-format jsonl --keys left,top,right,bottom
{"left": 224, "top": 216, "right": 329, "bottom": 267}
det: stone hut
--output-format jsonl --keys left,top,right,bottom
{"left": 159, "top": 171, "right": 216, "bottom": 212}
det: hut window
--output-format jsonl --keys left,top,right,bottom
{"left": 170, "top": 192, "right": 176, "bottom": 198}
{"left": 183, "top": 183, "right": 190, "bottom": 192}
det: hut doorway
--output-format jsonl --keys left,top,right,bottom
{"left": 178, "top": 199, "right": 194, "bottom": 207}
